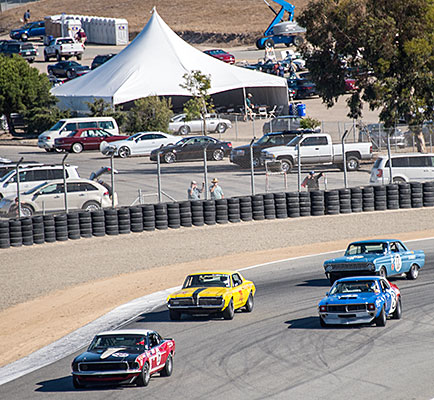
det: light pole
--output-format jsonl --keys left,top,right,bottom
{"left": 62, "top": 153, "right": 69, "bottom": 212}
{"left": 15, "top": 157, "right": 23, "bottom": 218}
{"left": 249, "top": 138, "right": 256, "bottom": 195}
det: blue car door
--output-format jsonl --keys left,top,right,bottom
{"left": 379, "top": 279, "right": 393, "bottom": 314}
{"left": 395, "top": 241, "right": 412, "bottom": 273}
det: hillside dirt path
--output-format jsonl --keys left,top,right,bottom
{"left": 1, "top": 208, "right": 434, "bottom": 367}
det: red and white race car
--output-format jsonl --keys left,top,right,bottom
{"left": 71, "top": 329, "right": 175, "bottom": 388}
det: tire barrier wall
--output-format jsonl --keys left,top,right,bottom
{"left": 2, "top": 182, "right": 434, "bottom": 249}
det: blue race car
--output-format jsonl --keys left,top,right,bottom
{"left": 324, "top": 239, "right": 425, "bottom": 284}
{"left": 318, "top": 276, "right": 402, "bottom": 327}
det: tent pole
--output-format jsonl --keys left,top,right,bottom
{"left": 242, "top": 87, "right": 247, "bottom": 122}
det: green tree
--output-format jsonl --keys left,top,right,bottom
{"left": 123, "top": 96, "right": 173, "bottom": 134}
{"left": 86, "top": 98, "right": 126, "bottom": 131}
{"left": 298, "top": 0, "right": 434, "bottom": 152}
{"left": 180, "top": 70, "right": 213, "bottom": 135}
{"left": 23, "top": 106, "right": 70, "bottom": 135}
{"left": 300, "top": 117, "right": 321, "bottom": 130}
{"left": 0, "top": 55, "right": 56, "bottom": 134}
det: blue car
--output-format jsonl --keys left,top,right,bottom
{"left": 324, "top": 239, "right": 425, "bottom": 284}
{"left": 318, "top": 276, "right": 402, "bottom": 327}
{"left": 9, "top": 21, "right": 45, "bottom": 41}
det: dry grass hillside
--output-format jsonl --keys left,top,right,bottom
{"left": 0, "top": 0, "right": 309, "bottom": 44}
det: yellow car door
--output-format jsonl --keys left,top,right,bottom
{"left": 231, "top": 273, "right": 248, "bottom": 309}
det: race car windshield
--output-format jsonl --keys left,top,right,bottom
{"left": 88, "top": 335, "right": 147, "bottom": 351}
{"left": 330, "top": 281, "right": 378, "bottom": 295}
{"left": 183, "top": 274, "right": 231, "bottom": 288}
{"left": 345, "top": 242, "right": 387, "bottom": 255}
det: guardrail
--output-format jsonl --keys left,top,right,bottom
{"left": 1, "top": 181, "right": 433, "bottom": 249}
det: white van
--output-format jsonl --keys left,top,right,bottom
{"left": 370, "top": 153, "right": 434, "bottom": 184}
{"left": 38, "top": 117, "right": 119, "bottom": 151}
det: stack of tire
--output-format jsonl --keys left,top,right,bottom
{"left": 324, "top": 190, "right": 339, "bottom": 215}
{"left": 310, "top": 190, "right": 325, "bottom": 216}
{"left": 398, "top": 183, "right": 412, "bottom": 209}
{"left": 32, "top": 215, "right": 45, "bottom": 244}
{"left": 118, "top": 208, "right": 131, "bottom": 234}
{"left": 9, "top": 219, "right": 22, "bottom": 247}
{"left": 104, "top": 208, "right": 119, "bottom": 235}
{"left": 21, "top": 217, "right": 33, "bottom": 246}
{"left": 66, "top": 212, "right": 81, "bottom": 240}
{"left": 423, "top": 181, "right": 434, "bottom": 207}
{"left": 91, "top": 210, "right": 105, "bottom": 237}
{"left": 215, "top": 199, "right": 229, "bottom": 224}
{"left": 141, "top": 204, "right": 156, "bottom": 231}
{"left": 154, "top": 203, "right": 168, "bottom": 230}
{"left": 54, "top": 214, "right": 68, "bottom": 241}
{"left": 338, "top": 188, "right": 352, "bottom": 214}
{"left": 239, "top": 196, "right": 252, "bottom": 221}
{"left": 350, "top": 187, "right": 363, "bottom": 213}
{"left": 274, "top": 192, "right": 287, "bottom": 219}
{"left": 374, "top": 185, "right": 387, "bottom": 210}
{"left": 410, "top": 182, "right": 423, "bottom": 208}
{"left": 298, "top": 192, "right": 311, "bottom": 216}
{"left": 362, "top": 186, "right": 375, "bottom": 212}
{"left": 179, "top": 202, "right": 193, "bottom": 227}
{"left": 190, "top": 200, "right": 204, "bottom": 226}
{"left": 167, "top": 203, "right": 181, "bottom": 229}
{"left": 286, "top": 192, "right": 300, "bottom": 218}
{"left": 263, "top": 193, "right": 276, "bottom": 219}
{"left": 251, "top": 195, "right": 265, "bottom": 221}
{"left": 0, "top": 220, "right": 10, "bottom": 249}
{"left": 386, "top": 184, "right": 399, "bottom": 210}
{"left": 203, "top": 200, "right": 216, "bottom": 225}
{"left": 129, "top": 207, "right": 143, "bottom": 233}
{"left": 43, "top": 215, "right": 56, "bottom": 243}
{"left": 78, "top": 211, "right": 93, "bottom": 238}
{"left": 227, "top": 198, "right": 240, "bottom": 223}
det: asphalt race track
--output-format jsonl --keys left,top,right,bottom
{"left": 1, "top": 239, "right": 434, "bottom": 400}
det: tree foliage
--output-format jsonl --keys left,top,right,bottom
{"left": 123, "top": 96, "right": 173, "bottom": 134}
{"left": 23, "top": 106, "right": 70, "bottom": 135}
{"left": 298, "top": 0, "right": 434, "bottom": 151}
{"left": 300, "top": 116, "right": 321, "bottom": 130}
{"left": 0, "top": 55, "right": 56, "bottom": 134}
{"left": 86, "top": 98, "right": 126, "bottom": 130}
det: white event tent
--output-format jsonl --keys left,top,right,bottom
{"left": 51, "top": 8, "right": 289, "bottom": 113}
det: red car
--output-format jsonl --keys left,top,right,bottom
{"left": 54, "top": 128, "right": 129, "bottom": 153}
{"left": 203, "top": 49, "right": 235, "bottom": 64}
{"left": 345, "top": 78, "right": 358, "bottom": 92}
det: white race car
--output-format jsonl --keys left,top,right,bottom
{"left": 169, "top": 113, "right": 232, "bottom": 135}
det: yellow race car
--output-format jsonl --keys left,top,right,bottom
{"left": 166, "top": 271, "right": 256, "bottom": 320}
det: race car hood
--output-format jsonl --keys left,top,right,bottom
{"left": 168, "top": 287, "right": 229, "bottom": 299}
{"left": 319, "top": 292, "right": 378, "bottom": 306}
{"left": 73, "top": 348, "right": 140, "bottom": 363}
{"left": 324, "top": 254, "right": 386, "bottom": 264}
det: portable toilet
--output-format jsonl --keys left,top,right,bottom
{"left": 115, "top": 19, "right": 128, "bottom": 45}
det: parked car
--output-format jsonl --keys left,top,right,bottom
{"left": 0, "top": 178, "right": 116, "bottom": 217}
{"left": 262, "top": 115, "right": 301, "bottom": 134}
{"left": 168, "top": 113, "right": 232, "bottom": 135}
{"left": 318, "top": 276, "right": 402, "bottom": 327}
{"left": 360, "top": 123, "right": 407, "bottom": 149}
{"left": 369, "top": 153, "right": 434, "bottom": 184}
{"left": 91, "top": 53, "right": 117, "bottom": 69}
{"left": 149, "top": 136, "right": 232, "bottom": 164}
{"left": 9, "top": 21, "right": 45, "bottom": 41}
{"left": 0, "top": 161, "right": 43, "bottom": 179}
{"left": 203, "top": 49, "right": 235, "bottom": 64}
{"left": 166, "top": 271, "right": 255, "bottom": 320}
{"left": 0, "top": 164, "right": 80, "bottom": 199}
{"left": 44, "top": 37, "right": 84, "bottom": 61}
{"left": 287, "top": 77, "right": 317, "bottom": 99}
{"left": 107, "top": 131, "right": 178, "bottom": 158}
{"left": 0, "top": 40, "right": 38, "bottom": 63}
{"left": 71, "top": 329, "right": 175, "bottom": 388}
{"left": 53, "top": 128, "right": 129, "bottom": 153}
{"left": 323, "top": 239, "right": 425, "bottom": 284}
{"left": 47, "top": 60, "right": 90, "bottom": 79}
{"left": 230, "top": 130, "right": 314, "bottom": 168}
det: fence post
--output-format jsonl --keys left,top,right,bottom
{"left": 203, "top": 145, "right": 209, "bottom": 200}
{"left": 387, "top": 132, "right": 393, "bottom": 184}
{"left": 341, "top": 129, "right": 349, "bottom": 188}
{"left": 249, "top": 138, "right": 255, "bottom": 195}
{"left": 62, "top": 153, "right": 69, "bottom": 212}
{"left": 15, "top": 157, "right": 23, "bottom": 218}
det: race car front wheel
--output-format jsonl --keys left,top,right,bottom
{"left": 72, "top": 376, "right": 84, "bottom": 389}
{"left": 223, "top": 299, "right": 235, "bottom": 320}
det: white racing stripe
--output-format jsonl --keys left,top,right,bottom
{"left": 0, "top": 236, "right": 433, "bottom": 386}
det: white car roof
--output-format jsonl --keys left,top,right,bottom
{"left": 96, "top": 329, "right": 155, "bottom": 336}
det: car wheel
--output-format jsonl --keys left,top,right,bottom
{"left": 216, "top": 123, "right": 227, "bottom": 133}
{"left": 118, "top": 146, "right": 131, "bottom": 158}
{"left": 256, "top": 38, "right": 265, "bottom": 50}
{"left": 56, "top": 51, "right": 61, "bottom": 61}
{"left": 406, "top": 264, "right": 419, "bottom": 280}
{"left": 374, "top": 306, "right": 386, "bottom": 327}
{"left": 76, "top": 54, "right": 82, "bottom": 61}
{"left": 21, "top": 33, "right": 28, "bottom": 41}
{"left": 21, "top": 205, "right": 33, "bottom": 217}
{"left": 164, "top": 152, "right": 176, "bottom": 164}
{"left": 280, "top": 158, "right": 293, "bottom": 173}
{"left": 44, "top": 51, "right": 49, "bottom": 62}
{"left": 66, "top": 70, "right": 75, "bottom": 79}
{"left": 293, "top": 35, "right": 304, "bottom": 47}
{"left": 346, "top": 156, "right": 360, "bottom": 171}
{"left": 169, "top": 309, "right": 181, "bottom": 321}
{"left": 82, "top": 201, "right": 100, "bottom": 212}
{"left": 264, "top": 38, "right": 274, "bottom": 48}
{"left": 378, "top": 266, "right": 387, "bottom": 278}
{"left": 72, "top": 376, "right": 84, "bottom": 389}
{"left": 392, "top": 296, "right": 402, "bottom": 319}
{"left": 329, "top": 273, "right": 339, "bottom": 285}
{"left": 136, "top": 362, "right": 150, "bottom": 387}
{"left": 393, "top": 177, "right": 406, "bottom": 183}
{"left": 44, "top": 148, "right": 54, "bottom": 152}
{"left": 319, "top": 316, "right": 327, "bottom": 327}
{"left": 71, "top": 142, "right": 83, "bottom": 153}
{"left": 244, "top": 293, "right": 254, "bottom": 312}
{"left": 222, "top": 299, "right": 235, "bottom": 320}
{"left": 54, "top": 148, "right": 63, "bottom": 153}
{"left": 160, "top": 353, "right": 173, "bottom": 377}
{"left": 212, "top": 149, "right": 224, "bottom": 161}
{"left": 178, "top": 125, "right": 190, "bottom": 135}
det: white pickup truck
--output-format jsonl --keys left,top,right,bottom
{"left": 44, "top": 37, "right": 84, "bottom": 61}
{"left": 260, "top": 133, "right": 372, "bottom": 172}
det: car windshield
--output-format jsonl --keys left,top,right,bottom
{"left": 176, "top": 138, "right": 190, "bottom": 145}
{"left": 345, "top": 242, "right": 387, "bottom": 255}
{"left": 57, "top": 38, "right": 74, "bottom": 44}
{"left": 23, "top": 182, "right": 48, "bottom": 195}
{"left": 127, "top": 133, "right": 142, "bottom": 141}
{"left": 49, "top": 121, "right": 64, "bottom": 131}
{"left": 287, "top": 136, "right": 302, "bottom": 147}
{"left": 88, "top": 334, "right": 147, "bottom": 351}
{"left": 330, "top": 280, "right": 378, "bottom": 295}
{"left": 0, "top": 169, "right": 14, "bottom": 182}
{"left": 256, "top": 135, "right": 273, "bottom": 144}
{"left": 183, "top": 273, "right": 231, "bottom": 288}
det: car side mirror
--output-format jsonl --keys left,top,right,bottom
{"left": 325, "top": 292, "right": 329, "bottom": 296}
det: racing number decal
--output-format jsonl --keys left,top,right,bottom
{"left": 394, "top": 254, "right": 402, "bottom": 272}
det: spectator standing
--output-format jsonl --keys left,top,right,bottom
{"left": 187, "top": 180, "right": 204, "bottom": 200}
{"left": 301, "top": 171, "right": 324, "bottom": 192}
{"left": 210, "top": 178, "right": 224, "bottom": 200}
{"left": 23, "top": 10, "right": 30, "bottom": 23}
{"left": 75, "top": 28, "right": 87, "bottom": 47}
